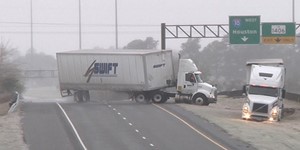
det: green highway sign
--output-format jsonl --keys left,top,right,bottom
{"left": 262, "top": 22, "right": 296, "bottom": 44}
{"left": 229, "top": 16, "right": 260, "bottom": 44}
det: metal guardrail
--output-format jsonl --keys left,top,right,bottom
{"left": 22, "top": 70, "right": 58, "bottom": 78}
{"left": 8, "top": 92, "right": 19, "bottom": 113}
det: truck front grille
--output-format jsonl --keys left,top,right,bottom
{"left": 252, "top": 103, "right": 268, "bottom": 113}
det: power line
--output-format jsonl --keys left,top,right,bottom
{"left": 0, "top": 21, "right": 159, "bottom": 27}
{"left": 0, "top": 31, "right": 160, "bottom": 35}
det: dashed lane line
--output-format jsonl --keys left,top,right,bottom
{"left": 107, "top": 104, "right": 156, "bottom": 149}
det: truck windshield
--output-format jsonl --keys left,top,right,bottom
{"left": 194, "top": 74, "right": 203, "bottom": 83}
{"left": 248, "top": 85, "right": 278, "bottom": 97}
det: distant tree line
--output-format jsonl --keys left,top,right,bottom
{"left": 0, "top": 42, "right": 24, "bottom": 94}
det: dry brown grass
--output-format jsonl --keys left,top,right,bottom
{"left": 0, "top": 93, "right": 11, "bottom": 115}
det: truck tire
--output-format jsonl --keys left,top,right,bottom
{"left": 134, "top": 93, "right": 149, "bottom": 103}
{"left": 192, "top": 94, "right": 208, "bottom": 106}
{"left": 82, "top": 91, "right": 90, "bottom": 102}
{"left": 151, "top": 92, "right": 167, "bottom": 103}
{"left": 74, "top": 91, "right": 83, "bottom": 102}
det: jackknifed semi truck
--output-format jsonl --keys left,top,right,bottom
{"left": 56, "top": 49, "right": 217, "bottom": 105}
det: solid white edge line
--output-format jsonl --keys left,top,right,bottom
{"left": 56, "top": 102, "right": 88, "bottom": 150}
{"left": 152, "top": 104, "right": 228, "bottom": 150}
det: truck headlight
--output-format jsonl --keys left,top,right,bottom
{"left": 271, "top": 107, "right": 278, "bottom": 116}
{"left": 243, "top": 105, "right": 249, "bottom": 113}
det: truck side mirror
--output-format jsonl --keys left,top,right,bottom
{"left": 242, "top": 85, "right": 248, "bottom": 96}
{"left": 282, "top": 89, "right": 286, "bottom": 98}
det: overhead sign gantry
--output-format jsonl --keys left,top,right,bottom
{"left": 161, "top": 22, "right": 300, "bottom": 49}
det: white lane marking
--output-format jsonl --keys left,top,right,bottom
{"left": 153, "top": 104, "right": 228, "bottom": 150}
{"left": 109, "top": 104, "right": 156, "bottom": 149}
{"left": 56, "top": 102, "right": 88, "bottom": 150}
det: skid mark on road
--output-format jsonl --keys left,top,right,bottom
{"left": 107, "top": 104, "right": 158, "bottom": 150}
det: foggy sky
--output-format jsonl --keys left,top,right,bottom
{"left": 0, "top": 0, "right": 299, "bottom": 56}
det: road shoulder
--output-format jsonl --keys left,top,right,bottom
{"left": 178, "top": 95, "right": 300, "bottom": 150}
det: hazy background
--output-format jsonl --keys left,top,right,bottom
{"left": 0, "top": 0, "right": 299, "bottom": 56}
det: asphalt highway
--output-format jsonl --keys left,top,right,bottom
{"left": 21, "top": 100, "right": 255, "bottom": 150}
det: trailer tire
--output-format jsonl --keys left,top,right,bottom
{"left": 74, "top": 91, "right": 83, "bottom": 102}
{"left": 151, "top": 92, "right": 166, "bottom": 103}
{"left": 82, "top": 91, "right": 90, "bottom": 102}
{"left": 135, "top": 93, "right": 148, "bottom": 103}
{"left": 192, "top": 94, "right": 208, "bottom": 106}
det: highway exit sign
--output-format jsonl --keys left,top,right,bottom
{"left": 262, "top": 22, "right": 296, "bottom": 44}
{"left": 229, "top": 16, "right": 260, "bottom": 44}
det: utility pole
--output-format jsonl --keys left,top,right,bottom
{"left": 79, "top": 0, "right": 82, "bottom": 49}
{"left": 292, "top": 0, "right": 295, "bottom": 22}
{"left": 115, "top": 0, "right": 119, "bottom": 49}
{"left": 30, "top": 0, "right": 33, "bottom": 54}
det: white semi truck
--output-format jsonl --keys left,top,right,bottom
{"left": 242, "top": 59, "right": 286, "bottom": 121}
{"left": 56, "top": 49, "right": 217, "bottom": 105}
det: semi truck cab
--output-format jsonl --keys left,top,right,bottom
{"left": 242, "top": 59, "right": 285, "bottom": 121}
{"left": 175, "top": 59, "right": 217, "bottom": 105}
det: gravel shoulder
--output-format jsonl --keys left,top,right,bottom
{"left": 0, "top": 107, "right": 28, "bottom": 150}
{"left": 178, "top": 95, "right": 300, "bottom": 150}
{"left": 0, "top": 92, "right": 28, "bottom": 149}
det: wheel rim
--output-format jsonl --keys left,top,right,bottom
{"left": 135, "top": 94, "right": 146, "bottom": 103}
{"left": 152, "top": 94, "right": 163, "bottom": 103}
{"left": 194, "top": 97, "right": 204, "bottom": 105}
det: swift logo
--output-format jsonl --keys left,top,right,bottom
{"left": 84, "top": 60, "right": 118, "bottom": 83}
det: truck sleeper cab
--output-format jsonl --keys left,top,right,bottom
{"left": 242, "top": 59, "right": 285, "bottom": 122}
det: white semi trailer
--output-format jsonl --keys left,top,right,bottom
{"left": 242, "top": 59, "right": 286, "bottom": 121}
{"left": 56, "top": 49, "right": 217, "bottom": 105}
